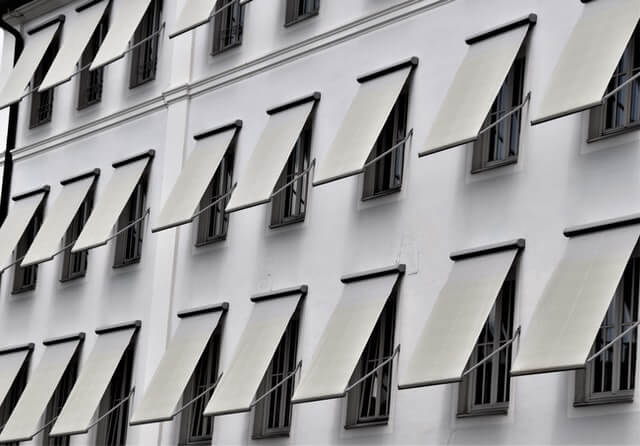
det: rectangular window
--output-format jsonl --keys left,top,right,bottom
{"left": 179, "top": 332, "right": 220, "bottom": 445}
{"left": 362, "top": 86, "right": 409, "bottom": 200}
{"left": 95, "top": 343, "right": 135, "bottom": 446}
{"left": 471, "top": 50, "right": 526, "bottom": 173}
{"left": 129, "top": 0, "right": 163, "bottom": 88}
{"left": 12, "top": 202, "right": 44, "bottom": 294}
{"left": 43, "top": 350, "right": 79, "bottom": 446}
{"left": 575, "top": 255, "right": 639, "bottom": 406}
{"left": 270, "top": 120, "right": 312, "bottom": 228}
{"left": 0, "top": 356, "right": 29, "bottom": 446}
{"left": 30, "top": 31, "right": 60, "bottom": 128}
{"left": 196, "top": 147, "right": 235, "bottom": 246}
{"left": 77, "top": 9, "right": 109, "bottom": 110}
{"left": 60, "top": 187, "right": 95, "bottom": 281}
{"left": 113, "top": 174, "right": 148, "bottom": 268}
{"left": 345, "top": 295, "right": 396, "bottom": 428}
{"left": 457, "top": 270, "right": 516, "bottom": 416}
{"left": 252, "top": 314, "right": 299, "bottom": 438}
{"left": 211, "top": 0, "right": 244, "bottom": 55}
{"left": 285, "top": 0, "right": 319, "bottom": 26}
{"left": 589, "top": 24, "right": 640, "bottom": 139}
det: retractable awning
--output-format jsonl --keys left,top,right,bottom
{"left": 512, "top": 215, "right": 640, "bottom": 376}
{"left": 532, "top": 0, "right": 640, "bottom": 125}
{"left": 21, "top": 170, "right": 99, "bottom": 267}
{"left": 204, "top": 286, "right": 306, "bottom": 416}
{"left": 0, "top": 334, "right": 84, "bottom": 443}
{"left": 90, "top": 0, "right": 155, "bottom": 70}
{"left": 49, "top": 321, "right": 140, "bottom": 437}
{"left": 313, "top": 59, "right": 417, "bottom": 186}
{"left": 38, "top": 0, "right": 110, "bottom": 91}
{"left": 399, "top": 240, "right": 523, "bottom": 389}
{"left": 170, "top": 0, "right": 252, "bottom": 39}
{"left": 72, "top": 151, "right": 153, "bottom": 252}
{"left": 0, "top": 19, "right": 61, "bottom": 109}
{"left": 291, "top": 266, "right": 403, "bottom": 404}
{"left": 130, "top": 304, "right": 227, "bottom": 426}
{"left": 0, "top": 187, "right": 49, "bottom": 270}
{"left": 153, "top": 121, "right": 241, "bottom": 232}
{"left": 0, "top": 343, "right": 33, "bottom": 419}
{"left": 420, "top": 15, "right": 535, "bottom": 157}
{"left": 225, "top": 94, "right": 319, "bottom": 213}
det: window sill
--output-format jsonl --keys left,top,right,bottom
{"left": 470, "top": 158, "right": 517, "bottom": 174}
{"left": 587, "top": 124, "right": 640, "bottom": 144}
{"left": 344, "top": 419, "right": 389, "bottom": 430}
{"left": 269, "top": 215, "right": 305, "bottom": 229}
{"left": 573, "top": 396, "right": 634, "bottom": 407}
{"left": 211, "top": 41, "right": 242, "bottom": 57}
{"left": 59, "top": 272, "right": 87, "bottom": 283}
{"left": 195, "top": 234, "right": 227, "bottom": 247}
{"left": 113, "top": 258, "right": 142, "bottom": 269}
{"left": 361, "top": 185, "right": 402, "bottom": 202}
{"left": 284, "top": 11, "right": 319, "bottom": 28}
{"left": 12, "top": 284, "right": 36, "bottom": 295}
{"left": 456, "top": 406, "right": 508, "bottom": 418}
{"left": 251, "top": 431, "right": 290, "bottom": 440}
{"left": 129, "top": 74, "right": 157, "bottom": 90}
{"left": 29, "top": 117, "right": 52, "bottom": 130}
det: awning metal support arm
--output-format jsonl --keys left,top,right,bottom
{"left": 250, "top": 361, "right": 302, "bottom": 409}
{"left": 32, "top": 415, "right": 58, "bottom": 437}
{"left": 172, "top": 373, "right": 223, "bottom": 418}
{"left": 270, "top": 160, "right": 316, "bottom": 200}
{"left": 603, "top": 71, "right": 640, "bottom": 100}
{"left": 345, "top": 345, "right": 400, "bottom": 393}
{"left": 362, "top": 129, "right": 414, "bottom": 170}
{"left": 191, "top": 184, "right": 237, "bottom": 220}
{"left": 477, "top": 93, "right": 531, "bottom": 137}
{"left": 0, "top": 255, "right": 25, "bottom": 274}
{"left": 103, "top": 208, "right": 150, "bottom": 245}
{"left": 587, "top": 321, "right": 640, "bottom": 363}
{"left": 85, "top": 387, "right": 135, "bottom": 432}
{"left": 462, "top": 326, "right": 521, "bottom": 377}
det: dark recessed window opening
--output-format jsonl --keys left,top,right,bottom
{"left": 285, "top": 0, "right": 319, "bottom": 26}
{"left": 270, "top": 120, "right": 312, "bottom": 228}
{"left": 113, "top": 173, "right": 148, "bottom": 268}
{"left": 472, "top": 48, "right": 526, "bottom": 173}
{"left": 77, "top": 9, "right": 109, "bottom": 110}
{"left": 252, "top": 313, "right": 299, "bottom": 438}
{"left": 12, "top": 202, "right": 45, "bottom": 294}
{"left": 60, "top": 187, "right": 95, "bottom": 282}
{"left": 29, "top": 31, "right": 60, "bottom": 128}
{"left": 457, "top": 269, "right": 516, "bottom": 416}
{"left": 129, "top": 0, "right": 163, "bottom": 88}
{"left": 346, "top": 294, "right": 397, "bottom": 428}
{"left": 362, "top": 86, "right": 409, "bottom": 200}
{"left": 43, "top": 349, "right": 79, "bottom": 446}
{"left": 211, "top": 0, "right": 244, "bottom": 55}
{"left": 0, "top": 355, "right": 29, "bottom": 446}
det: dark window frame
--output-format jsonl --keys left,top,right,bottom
{"left": 12, "top": 202, "right": 45, "bottom": 294}
{"left": 211, "top": 0, "right": 245, "bottom": 56}
{"left": 0, "top": 353, "right": 29, "bottom": 446}
{"left": 113, "top": 170, "right": 149, "bottom": 268}
{"left": 29, "top": 30, "right": 61, "bottom": 129}
{"left": 129, "top": 0, "right": 163, "bottom": 89}
{"left": 60, "top": 185, "right": 95, "bottom": 282}
{"left": 77, "top": 8, "right": 110, "bottom": 110}
{"left": 43, "top": 349, "right": 80, "bottom": 446}
{"left": 284, "top": 0, "right": 319, "bottom": 27}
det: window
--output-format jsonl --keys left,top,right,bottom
{"left": 60, "top": 186, "right": 95, "bottom": 281}
{"left": 471, "top": 49, "right": 526, "bottom": 173}
{"left": 211, "top": 0, "right": 244, "bottom": 55}
{"left": 0, "top": 355, "right": 29, "bottom": 446}
{"left": 77, "top": 9, "right": 109, "bottom": 109}
{"left": 270, "top": 120, "right": 312, "bottom": 228}
{"left": 12, "top": 202, "right": 44, "bottom": 294}
{"left": 129, "top": 0, "right": 162, "bottom": 88}
{"left": 30, "top": 31, "right": 60, "bottom": 128}
{"left": 457, "top": 270, "right": 516, "bottom": 416}
{"left": 179, "top": 332, "right": 220, "bottom": 445}
{"left": 95, "top": 342, "right": 135, "bottom": 446}
{"left": 589, "top": 24, "right": 640, "bottom": 140}
{"left": 252, "top": 314, "right": 299, "bottom": 438}
{"left": 575, "top": 254, "right": 639, "bottom": 406}
{"left": 285, "top": 0, "right": 319, "bottom": 26}
{"left": 362, "top": 86, "right": 409, "bottom": 200}
{"left": 113, "top": 174, "right": 148, "bottom": 268}
{"left": 43, "top": 350, "right": 79, "bottom": 446}
{"left": 345, "top": 295, "right": 396, "bottom": 428}
{"left": 196, "top": 147, "right": 235, "bottom": 246}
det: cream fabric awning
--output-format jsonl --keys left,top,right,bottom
{"left": 512, "top": 218, "right": 640, "bottom": 376}
{"left": 400, "top": 240, "right": 523, "bottom": 389}
{"left": 292, "top": 267, "right": 403, "bottom": 404}
{"left": 532, "top": 0, "right": 640, "bottom": 125}
{"left": 0, "top": 344, "right": 33, "bottom": 419}
{"left": 204, "top": 287, "right": 305, "bottom": 416}
{"left": 170, "top": 0, "right": 216, "bottom": 38}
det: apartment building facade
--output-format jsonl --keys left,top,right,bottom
{"left": 0, "top": 0, "right": 636, "bottom": 444}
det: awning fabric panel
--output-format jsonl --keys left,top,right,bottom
{"left": 314, "top": 67, "right": 412, "bottom": 185}
{"left": 72, "top": 158, "right": 149, "bottom": 252}
{"left": 0, "top": 24, "right": 60, "bottom": 108}
{"left": 50, "top": 327, "right": 136, "bottom": 437}
{"left": 532, "top": 0, "right": 640, "bottom": 125}
{"left": 0, "top": 349, "right": 31, "bottom": 415}
{"left": 400, "top": 249, "right": 519, "bottom": 389}
{"left": 38, "top": 0, "right": 110, "bottom": 91}
{"left": 90, "top": 0, "right": 154, "bottom": 70}
{"left": 153, "top": 128, "right": 236, "bottom": 231}
{"left": 204, "top": 294, "right": 302, "bottom": 416}
{"left": 226, "top": 101, "right": 315, "bottom": 212}
{"left": 511, "top": 224, "right": 640, "bottom": 376}
{"left": 22, "top": 177, "right": 95, "bottom": 267}
{"left": 421, "top": 25, "right": 529, "bottom": 155}
{"left": 171, "top": 0, "right": 215, "bottom": 38}
{"left": 130, "top": 311, "right": 223, "bottom": 425}
{"left": 291, "top": 273, "right": 400, "bottom": 404}
{"left": 0, "top": 191, "right": 47, "bottom": 270}
{"left": 0, "top": 340, "right": 81, "bottom": 443}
